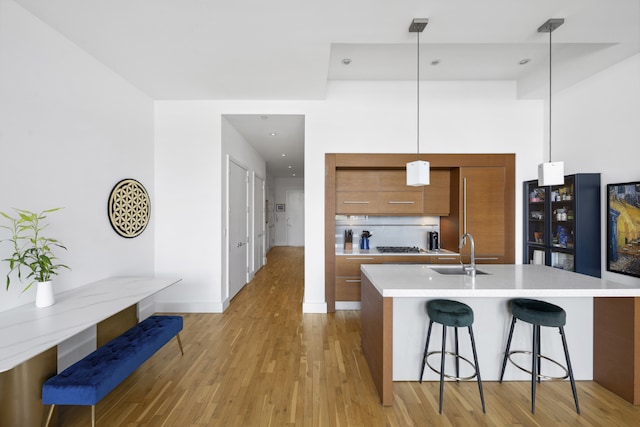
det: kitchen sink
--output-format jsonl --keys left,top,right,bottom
{"left": 428, "top": 266, "right": 490, "bottom": 275}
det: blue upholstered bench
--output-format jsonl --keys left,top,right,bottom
{"left": 42, "top": 315, "right": 184, "bottom": 427}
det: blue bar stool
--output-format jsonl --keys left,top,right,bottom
{"left": 499, "top": 298, "right": 580, "bottom": 414}
{"left": 419, "top": 299, "right": 485, "bottom": 414}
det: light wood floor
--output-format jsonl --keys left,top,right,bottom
{"left": 57, "top": 246, "right": 640, "bottom": 426}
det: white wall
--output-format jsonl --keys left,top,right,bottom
{"left": 554, "top": 53, "right": 640, "bottom": 285}
{"left": 153, "top": 81, "right": 542, "bottom": 313}
{"left": 0, "top": 0, "right": 155, "bottom": 312}
{"left": 274, "top": 177, "right": 304, "bottom": 246}
{"left": 153, "top": 107, "right": 268, "bottom": 312}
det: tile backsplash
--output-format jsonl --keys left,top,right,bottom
{"left": 336, "top": 215, "right": 440, "bottom": 250}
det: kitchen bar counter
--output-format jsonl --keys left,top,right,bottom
{"left": 360, "top": 264, "right": 640, "bottom": 406}
{"left": 361, "top": 263, "right": 640, "bottom": 297}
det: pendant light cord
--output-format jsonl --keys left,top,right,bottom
{"left": 416, "top": 31, "right": 420, "bottom": 156}
{"left": 548, "top": 27, "right": 553, "bottom": 163}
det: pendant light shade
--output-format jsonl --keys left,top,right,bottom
{"left": 406, "top": 18, "right": 430, "bottom": 186}
{"left": 538, "top": 161, "right": 564, "bottom": 186}
{"left": 407, "top": 160, "right": 430, "bottom": 186}
{"left": 537, "top": 18, "right": 565, "bottom": 187}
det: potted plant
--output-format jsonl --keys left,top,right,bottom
{"left": 0, "top": 208, "right": 70, "bottom": 307}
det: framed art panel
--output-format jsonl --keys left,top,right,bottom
{"left": 607, "top": 181, "right": 640, "bottom": 278}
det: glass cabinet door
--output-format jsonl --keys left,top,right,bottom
{"left": 525, "top": 181, "right": 547, "bottom": 265}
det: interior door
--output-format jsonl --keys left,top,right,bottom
{"left": 286, "top": 190, "right": 305, "bottom": 246}
{"left": 229, "top": 159, "right": 249, "bottom": 300}
{"left": 253, "top": 174, "right": 265, "bottom": 273}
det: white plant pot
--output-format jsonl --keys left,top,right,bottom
{"left": 35, "top": 281, "right": 55, "bottom": 308}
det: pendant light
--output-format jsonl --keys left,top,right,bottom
{"left": 406, "top": 18, "right": 430, "bottom": 186}
{"left": 537, "top": 18, "right": 565, "bottom": 186}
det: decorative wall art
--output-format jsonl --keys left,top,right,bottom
{"left": 108, "top": 178, "right": 151, "bottom": 238}
{"left": 607, "top": 181, "right": 640, "bottom": 278}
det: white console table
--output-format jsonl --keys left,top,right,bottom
{"left": 0, "top": 277, "right": 181, "bottom": 426}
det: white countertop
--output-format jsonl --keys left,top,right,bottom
{"left": 0, "top": 276, "right": 181, "bottom": 372}
{"left": 361, "top": 264, "right": 640, "bottom": 298}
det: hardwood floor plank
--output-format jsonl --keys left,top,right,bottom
{"left": 52, "top": 247, "right": 640, "bottom": 426}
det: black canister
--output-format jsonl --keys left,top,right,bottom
{"left": 428, "top": 231, "right": 439, "bottom": 251}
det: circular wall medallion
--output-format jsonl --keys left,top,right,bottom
{"left": 108, "top": 178, "right": 150, "bottom": 238}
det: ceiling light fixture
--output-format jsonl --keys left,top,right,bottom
{"left": 342, "top": 58, "right": 352, "bottom": 65}
{"left": 537, "top": 18, "right": 565, "bottom": 186}
{"left": 270, "top": 132, "right": 277, "bottom": 136}
{"left": 406, "top": 18, "right": 430, "bottom": 186}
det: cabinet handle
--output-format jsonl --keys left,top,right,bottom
{"left": 436, "top": 256, "right": 458, "bottom": 260}
{"left": 387, "top": 201, "right": 415, "bottom": 204}
{"left": 346, "top": 257, "right": 375, "bottom": 260}
{"left": 463, "top": 177, "right": 468, "bottom": 234}
{"left": 345, "top": 279, "right": 361, "bottom": 283}
{"left": 476, "top": 257, "right": 499, "bottom": 261}
{"left": 343, "top": 201, "right": 370, "bottom": 204}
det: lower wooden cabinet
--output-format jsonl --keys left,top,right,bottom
{"left": 336, "top": 255, "right": 458, "bottom": 301}
{"left": 336, "top": 256, "right": 382, "bottom": 301}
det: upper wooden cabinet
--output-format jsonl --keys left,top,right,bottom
{"left": 335, "top": 169, "right": 449, "bottom": 215}
{"left": 423, "top": 169, "right": 450, "bottom": 216}
{"left": 377, "top": 191, "right": 423, "bottom": 214}
{"left": 336, "top": 170, "right": 379, "bottom": 192}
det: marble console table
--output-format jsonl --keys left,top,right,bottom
{"left": 360, "top": 264, "right": 640, "bottom": 406}
{"left": 0, "top": 276, "right": 181, "bottom": 426}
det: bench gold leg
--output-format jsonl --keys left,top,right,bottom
{"left": 176, "top": 333, "right": 184, "bottom": 356}
{"left": 44, "top": 404, "right": 55, "bottom": 427}
{"left": 92, "top": 405, "right": 96, "bottom": 427}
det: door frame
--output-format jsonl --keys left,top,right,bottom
{"left": 226, "top": 155, "right": 250, "bottom": 302}
{"left": 251, "top": 171, "right": 266, "bottom": 276}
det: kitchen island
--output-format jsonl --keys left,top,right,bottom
{"left": 360, "top": 263, "right": 640, "bottom": 406}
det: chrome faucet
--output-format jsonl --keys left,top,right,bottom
{"left": 459, "top": 232, "right": 476, "bottom": 277}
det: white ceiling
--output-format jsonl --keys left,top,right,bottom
{"left": 14, "top": 0, "right": 640, "bottom": 177}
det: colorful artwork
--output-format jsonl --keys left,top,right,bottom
{"left": 607, "top": 182, "right": 640, "bottom": 278}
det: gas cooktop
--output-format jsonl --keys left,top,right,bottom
{"left": 376, "top": 246, "right": 421, "bottom": 253}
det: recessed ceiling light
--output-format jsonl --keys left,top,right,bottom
{"left": 430, "top": 59, "right": 440, "bottom": 66}
{"left": 270, "top": 132, "right": 277, "bottom": 136}
{"left": 342, "top": 58, "right": 352, "bottom": 65}
{"left": 281, "top": 153, "right": 286, "bottom": 157}
{"left": 292, "top": 173, "right": 296, "bottom": 176}
{"left": 288, "top": 165, "right": 292, "bottom": 169}
{"left": 518, "top": 58, "right": 531, "bottom": 65}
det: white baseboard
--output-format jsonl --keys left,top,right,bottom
{"left": 335, "top": 301, "right": 361, "bottom": 310}
{"left": 302, "top": 301, "right": 327, "bottom": 313}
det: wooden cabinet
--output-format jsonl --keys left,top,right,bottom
{"left": 336, "top": 191, "right": 378, "bottom": 214}
{"left": 423, "top": 169, "right": 450, "bottom": 215}
{"left": 377, "top": 191, "right": 423, "bottom": 214}
{"left": 335, "top": 256, "right": 382, "bottom": 301}
{"left": 336, "top": 170, "right": 379, "bottom": 191}
{"left": 441, "top": 166, "right": 512, "bottom": 264}
{"left": 430, "top": 254, "right": 460, "bottom": 264}
{"left": 336, "top": 169, "right": 449, "bottom": 215}
{"left": 381, "top": 255, "right": 431, "bottom": 264}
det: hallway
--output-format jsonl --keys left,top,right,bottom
{"left": 58, "top": 247, "right": 640, "bottom": 426}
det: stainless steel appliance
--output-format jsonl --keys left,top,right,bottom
{"left": 376, "top": 246, "right": 421, "bottom": 253}
{"left": 427, "top": 231, "right": 439, "bottom": 251}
